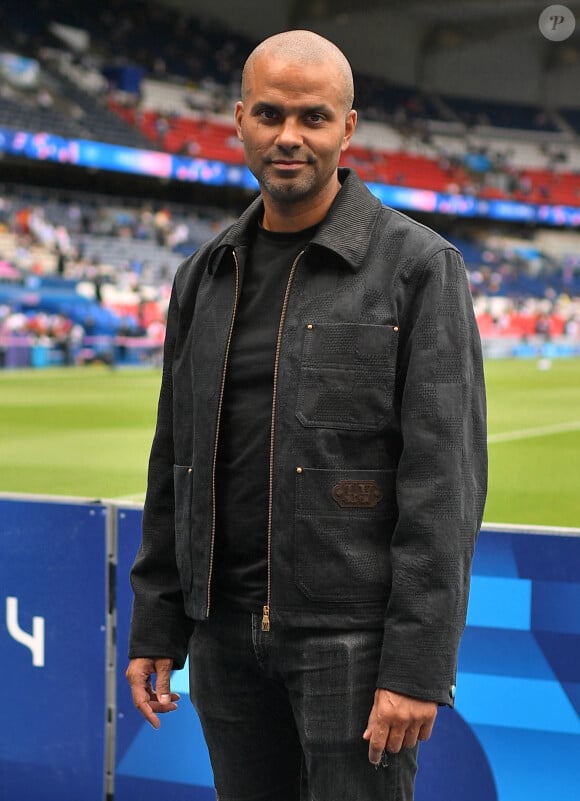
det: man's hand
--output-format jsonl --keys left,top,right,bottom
{"left": 126, "top": 657, "right": 180, "bottom": 729}
{"left": 362, "top": 689, "right": 437, "bottom": 764}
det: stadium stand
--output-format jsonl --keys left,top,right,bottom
{"left": 1, "top": 0, "right": 580, "bottom": 204}
{"left": 0, "top": 0, "right": 579, "bottom": 367}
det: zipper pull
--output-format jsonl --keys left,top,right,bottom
{"left": 261, "top": 605, "right": 270, "bottom": 632}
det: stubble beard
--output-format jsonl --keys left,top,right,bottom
{"left": 258, "top": 166, "right": 318, "bottom": 205}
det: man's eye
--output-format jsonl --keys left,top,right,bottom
{"left": 260, "top": 109, "right": 278, "bottom": 121}
{"left": 307, "top": 114, "right": 324, "bottom": 124}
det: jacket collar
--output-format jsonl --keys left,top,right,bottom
{"left": 207, "top": 169, "right": 383, "bottom": 274}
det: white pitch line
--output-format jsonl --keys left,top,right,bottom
{"left": 488, "top": 420, "right": 580, "bottom": 444}
{"left": 109, "top": 492, "right": 146, "bottom": 503}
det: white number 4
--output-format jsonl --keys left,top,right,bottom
{"left": 6, "top": 596, "right": 45, "bottom": 667}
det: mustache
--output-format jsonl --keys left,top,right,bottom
{"left": 264, "top": 150, "right": 315, "bottom": 163}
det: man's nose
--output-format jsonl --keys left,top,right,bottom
{"left": 275, "top": 117, "right": 302, "bottom": 149}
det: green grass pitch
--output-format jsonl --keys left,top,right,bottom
{"left": 0, "top": 359, "right": 579, "bottom": 528}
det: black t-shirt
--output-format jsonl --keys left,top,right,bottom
{"left": 212, "top": 223, "right": 315, "bottom": 612}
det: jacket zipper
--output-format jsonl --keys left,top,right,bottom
{"left": 262, "top": 249, "right": 305, "bottom": 632}
{"left": 206, "top": 251, "right": 241, "bottom": 618}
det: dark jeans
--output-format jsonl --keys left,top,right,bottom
{"left": 188, "top": 608, "right": 418, "bottom": 801}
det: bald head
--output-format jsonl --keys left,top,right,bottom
{"left": 241, "top": 30, "right": 354, "bottom": 113}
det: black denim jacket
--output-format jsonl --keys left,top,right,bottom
{"left": 129, "top": 169, "right": 487, "bottom": 706}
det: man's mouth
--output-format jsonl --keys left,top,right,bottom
{"left": 270, "top": 160, "right": 307, "bottom": 169}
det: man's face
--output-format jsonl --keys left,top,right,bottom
{"left": 235, "top": 54, "right": 356, "bottom": 211}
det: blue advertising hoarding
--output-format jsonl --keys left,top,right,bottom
{"left": 415, "top": 526, "right": 580, "bottom": 801}
{"left": 0, "top": 496, "right": 108, "bottom": 801}
{"left": 1, "top": 495, "right": 579, "bottom": 800}
{"left": 114, "top": 510, "right": 580, "bottom": 801}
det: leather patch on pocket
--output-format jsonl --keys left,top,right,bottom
{"left": 332, "top": 480, "right": 383, "bottom": 508}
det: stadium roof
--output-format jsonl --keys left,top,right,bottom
{"left": 158, "top": 0, "right": 580, "bottom": 106}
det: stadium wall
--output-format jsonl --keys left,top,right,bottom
{"left": 1, "top": 494, "right": 580, "bottom": 801}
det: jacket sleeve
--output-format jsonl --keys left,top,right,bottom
{"left": 377, "top": 246, "right": 487, "bottom": 705}
{"left": 128, "top": 284, "right": 195, "bottom": 669}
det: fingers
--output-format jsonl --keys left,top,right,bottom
{"left": 127, "top": 662, "right": 162, "bottom": 729}
{"left": 362, "top": 725, "right": 388, "bottom": 765}
{"left": 363, "top": 722, "right": 411, "bottom": 763}
{"left": 126, "top": 657, "right": 178, "bottom": 729}
{"left": 152, "top": 658, "right": 174, "bottom": 705}
{"left": 390, "top": 724, "right": 420, "bottom": 752}
{"left": 417, "top": 716, "right": 436, "bottom": 742}
{"left": 136, "top": 684, "right": 163, "bottom": 729}
{"left": 363, "top": 723, "right": 411, "bottom": 761}
{"left": 363, "top": 689, "right": 438, "bottom": 762}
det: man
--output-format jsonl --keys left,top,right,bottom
{"left": 127, "top": 29, "right": 487, "bottom": 801}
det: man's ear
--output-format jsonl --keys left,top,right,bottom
{"left": 341, "top": 109, "right": 357, "bottom": 152}
{"left": 234, "top": 101, "right": 244, "bottom": 142}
